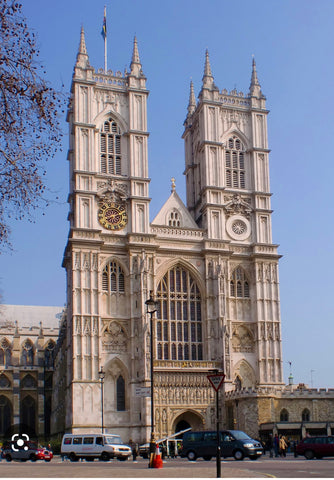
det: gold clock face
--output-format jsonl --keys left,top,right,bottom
{"left": 98, "top": 202, "right": 128, "bottom": 231}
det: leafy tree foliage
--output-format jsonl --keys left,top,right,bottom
{"left": 0, "top": 0, "right": 64, "bottom": 248}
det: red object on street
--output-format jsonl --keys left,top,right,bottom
{"left": 152, "top": 445, "right": 163, "bottom": 468}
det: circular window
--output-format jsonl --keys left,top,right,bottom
{"left": 226, "top": 215, "right": 251, "bottom": 241}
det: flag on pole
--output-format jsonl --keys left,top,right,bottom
{"left": 101, "top": 6, "right": 107, "bottom": 40}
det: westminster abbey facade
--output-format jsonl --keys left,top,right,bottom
{"left": 2, "top": 28, "right": 333, "bottom": 446}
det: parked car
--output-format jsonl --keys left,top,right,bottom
{"left": 2, "top": 441, "right": 52, "bottom": 462}
{"left": 180, "top": 429, "right": 263, "bottom": 461}
{"left": 296, "top": 436, "right": 334, "bottom": 459}
{"left": 61, "top": 433, "right": 131, "bottom": 461}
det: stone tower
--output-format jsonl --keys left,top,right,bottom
{"left": 182, "top": 52, "right": 283, "bottom": 390}
{"left": 59, "top": 29, "right": 154, "bottom": 441}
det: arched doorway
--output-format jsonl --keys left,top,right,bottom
{"left": 175, "top": 419, "right": 191, "bottom": 433}
{"left": 172, "top": 410, "right": 204, "bottom": 435}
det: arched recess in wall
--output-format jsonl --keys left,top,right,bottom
{"left": 104, "top": 357, "right": 129, "bottom": 413}
{"left": 233, "top": 359, "right": 255, "bottom": 389}
{"left": 0, "top": 395, "right": 12, "bottom": 435}
{"left": 101, "top": 257, "right": 129, "bottom": 317}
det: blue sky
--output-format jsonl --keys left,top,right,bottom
{"left": 0, "top": 0, "right": 333, "bottom": 389}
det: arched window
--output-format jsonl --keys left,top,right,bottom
{"left": 0, "top": 338, "right": 11, "bottom": 367}
{"left": 21, "top": 340, "right": 34, "bottom": 366}
{"left": 0, "top": 395, "right": 12, "bottom": 435}
{"left": 156, "top": 265, "right": 202, "bottom": 361}
{"left": 168, "top": 210, "right": 181, "bottom": 227}
{"left": 225, "top": 136, "right": 246, "bottom": 189}
{"left": 116, "top": 375, "right": 125, "bottom": 411}
{"left": 230, "top": 267, "right": 250, "bottom": 298}
{"left": 280, "top": 409, "right": 289, "bottom": 422}
{"left": 0, "top": 374, "right": 10, "bottom": 389}
{"left": 100, "top": 118, "right": 122, "bottom": 175}
{"left": 302, "top": 408, "right": 310, "bottom": 422}
{"left": 21, "top": 374, "right": 37, "bottom": 389}
{"left": 44, "top": 340, "right": 56, "bottom": 369}
{"left": 102, "top": 261, "right": 125, "bottom": 293}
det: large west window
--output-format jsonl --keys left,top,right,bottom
{"left": 100, "top": 118, "right": 121, "bottom": 175}
{"left": 156, "top": 266, "right": 202, "bottom": 361}
{"left": 225, "top": 136, "right": 245, "bottom": 189}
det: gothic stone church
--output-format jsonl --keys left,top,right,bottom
{"left": 50, "top": 26, "right": 285, "bottom": 443}
{"left": 2, "top": 29, "right": 333, "bottom": 445}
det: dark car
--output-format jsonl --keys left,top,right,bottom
{"left": 2, "top": 441, "right": 53, "bottom": 462}
{"left": 180, "top": 429, "right": 263, "bottom": 461}
{"left": 296, "top": 436, "right": 334, "bottom": 459}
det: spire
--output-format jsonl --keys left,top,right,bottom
{"left": 187, "top": 80, "right": 196, "bottom": 116}
{"left": 249, "top": 56, "right": 262, "bottom": 97}
{"left": 171, "top": 177, "right": 176, "bottom": 192}
{"left": 202, "top": 49, "right": 214, "bottom": 89}
{"left": 130, "top": 36, "right": 142, "bottom": 76}
{"left": 79, "top": 25, "right": 87, "bottom": 55}
{"left": 75, "top": 26, "right": 89, "bottom": 68}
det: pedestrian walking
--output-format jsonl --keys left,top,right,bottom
{"left": 129, "top": 439, "right": 138, "bottom": 462}
{"left": 279, "top": 435, "right": 287, "bottom": 457}
{"left": 274, "top": 434, "right": 279, "bottom": 457}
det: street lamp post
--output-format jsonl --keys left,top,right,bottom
{"left": 99, "top": 366, "right": 105, "bottom": 434}
{"left": 145, "top": 290, "right": 159, "bottom": 468}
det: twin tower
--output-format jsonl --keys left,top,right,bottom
{"left": 52, "top": 29, "right": 283, "bottom": 442}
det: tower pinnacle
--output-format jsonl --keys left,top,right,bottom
{"left": 249, "top": 56, "right": 262, "bottom": 97}
{"left": 187, "top": 80, "right": 196, "bottom": 116}
{"left": 75, "top": 26, "right": 89, "bottom": 68}
{"left": 202, "top": 49, "right": 214, "bottom": 88}
{"left": 130, "top": 36, "right": 143, "bottom": 76}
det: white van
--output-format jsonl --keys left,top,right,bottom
{"left": 61, "top": 433, "right": 132, "bottom": 462}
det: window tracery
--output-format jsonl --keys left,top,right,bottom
{"left": 102, "top": 261, "right": 125, "bottom": 293}
{"left": 100, "top": 118, "right": 122, "bottom": 175}
{"left": 156, "top": 265, "right": 202, "bottom": 361}
{"left": 225, "top": 136, "right": 245, "bottom": 189}
{"left": 230, "top": 267, "right": 250, "bottom": 298}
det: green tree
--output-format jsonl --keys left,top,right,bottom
{"left": 0, "top": 0, "right": 64, "bottom": 248}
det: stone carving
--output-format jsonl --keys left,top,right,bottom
{"left": 102, "top": 321, "right": 127, "bottom": 353}
{"left": 224, "top": 194, "right": 252, "bottom": 219}
{"left": 232, "top": 325, "right": 255, "bottom": 353}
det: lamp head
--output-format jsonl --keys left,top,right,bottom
{"left": 145, "top": 290, "right": 158, "bottom": 314}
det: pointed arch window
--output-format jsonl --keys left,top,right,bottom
{"left": 102, "top": 261, "right": 125, "bottom": 293}
{"left": 100, "top": 118, "right": 122, "bottom": 175}
{"left": 0, "top": 338, "right": 11, "bottom": 367}
{"left": 230, "top": 267, "right": 250, "bottom": 298}
{"left": 280, "top": 409, "right": 289, "bottom": 422}
{"left": 21, "top": 340, "right": 34, "bottom": 366}
{"left": 225, "top": 136, "right": 246, "bottom": 189}
{"left": 21, "top": 395, "right": 36, "bottom": 432}
{"left": 44, "top": 340, "right": 56, "bottom": 369}
{"left": 302, "top": 409, "right": 310, "bottom": 422}
{"left": 116, "top": 375, "right": 125, "bottom": 411}
{"left": 156, "top": 265, "right": 202, "bottom": 361}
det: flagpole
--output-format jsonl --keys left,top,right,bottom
{"left": 104, "top": 6, "right": 107, "bottom": 73}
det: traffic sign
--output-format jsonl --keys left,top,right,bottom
{"left": 207, "top": 373, "right": 225, "bottom": 392}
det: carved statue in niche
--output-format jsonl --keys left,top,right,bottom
{"left": 102, "top": 321, "right": 127, "bottom": 353}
